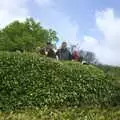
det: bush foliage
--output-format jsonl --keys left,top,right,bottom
{"left": 1, "top": 107, "right": 120, "bottom": 120}
{"left": 0, "top": 18, "right": 58, "bottom": 52}
{"left": 0, "top": 52, "right": 120, "bottom": 111}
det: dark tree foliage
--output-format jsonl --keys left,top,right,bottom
{"left": 79, "top": 50, "right": 99, "bottom": 64}
{"left": 0, "top": 18, "right": 58, "bottom": 52}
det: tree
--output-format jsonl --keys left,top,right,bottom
{"left": 48, "top": 29, "right": 58, "bottom": 42}
{"left": 85, "top": 51, "right": 96, "bottom": 64}
{"left": 79, "top": 50, "right": 99, "bottom": 64}
{"left": 0, "top": 18, "right": 58, "bottom": 52}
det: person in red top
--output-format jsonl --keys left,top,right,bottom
{"left": 72, "top": 50, "right": 80, "bottom": 61}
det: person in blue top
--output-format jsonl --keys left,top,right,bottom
{"left": 56, "top": 42, "right": 72, "bottom": 60}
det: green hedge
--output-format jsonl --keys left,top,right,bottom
{"left": 0, "top": 52, "right": 119, "bottom": 111}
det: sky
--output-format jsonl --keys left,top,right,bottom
{"left": 0, "top": 0, "right": 120, "bottom": 66}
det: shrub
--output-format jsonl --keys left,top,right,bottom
{"left": 0, "top": 52, "right": 119, "bottom": 111}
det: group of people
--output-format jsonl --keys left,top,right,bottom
{"left": 39, "top": 41, "right": 82, "bottom": 62}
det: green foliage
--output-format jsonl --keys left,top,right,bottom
{"left": 97, "top": 65, "right": 120, "bottom": 80}
{"left": 48, "top": 29, "right": 58, "bottom": 42}
{"left": 97, "top": 65, "right": 120, "bottom": 88}
{"left": 0, "top": 52, "right": 120, "bottom": 111}
{"left": 0, "top": 18, "right": 58, "bottom": 52}
{"left": 0, "top": 107, "right": 120, "bottom": 120}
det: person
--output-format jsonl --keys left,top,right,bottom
{"left": 46, "top": 42, "right": 56, "bottom": 58}
{"left": 72, "top": 50, "right": 80, "bottom": 61}
{"left": 39, "top": 47, "right": 46, "bottom": 55}
{"left": 39, "top": 42, "right": 56, "bottom": 58}
{"left": 82, "top": 60, "right": 88, "bottom": 65}
{"left": 56, "top": 42, "right": 72, "bottom": 60}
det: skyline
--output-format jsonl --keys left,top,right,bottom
{"left": 0, "top": 0, "right": 120, "bottom": 65}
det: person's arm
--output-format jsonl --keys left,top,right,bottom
{"left": 56, "top": 49, "right": 60, "bottom": 60}
{"left": 69, "top": 51, "right": 72, "bottom": 60}
{"left": 52, "top": 50, "right": 57, "bottom": 58}
{"left": 40, "top": 47, "right": 46, "bottom": 55}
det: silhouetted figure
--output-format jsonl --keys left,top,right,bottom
{"left": 72, "top": 50, "right": 80, "bottom": 61}
{"left": 39, "top": 42, "right": 56, "bottom": 58}
{"left": 56, "top": 42, "right": 72, "bottom": 60}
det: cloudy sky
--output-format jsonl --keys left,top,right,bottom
{"left": 0, "top": 0, "right": 120, "bottom": 65}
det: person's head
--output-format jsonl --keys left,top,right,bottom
{"left": 73, "top": 51, "right": 78, "bottom": 55}
{"left": 61, "top": 42, "right": 67, "bottom": 49}
{"left": 47, "top": 41, "right": 52, "bottom": 46}
{"left": 46, "top": 42, "right": 53, "bottom": 50}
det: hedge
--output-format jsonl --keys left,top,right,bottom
{"left": 0, "top": 52, "right": 119, "bottom": 111}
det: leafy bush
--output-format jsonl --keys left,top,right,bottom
{"left": 1, "top": 107, "right": 120, "bottom": 120}
{"left": 0, "top": 18, "right": 58, "bottom": 52}
{"left": 0, "top": 52, "right": 119, "bottom": 111}
{"left": 97, "top": 64, "right": 120, "bottom": 81}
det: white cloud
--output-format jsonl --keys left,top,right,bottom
{"left": 2, "top": 0, "right": 119, "bottom": 66}
{"left": 33, "top": 4, "right": 120, "bottom": 65}
{"left": 81, "top": 9, "right": 120, "bottom": 66}
{"left": 0, "top": 0, "right": 80, "bottom": 48}
{"left": 0, "top": 0, "right": 29, "bottom": 28}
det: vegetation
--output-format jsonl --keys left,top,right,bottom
{"left": 97, "top": 64, "right": 120, "bottom": 88}
{"left": 0, "top": 19, "right": 120, "bottom": 120}
{"left": 0, "top": 52, "right": 120, "bottom": 112}
{"left": 0, "top": 107, "right": 120, "bottom": 120}
{"left": 97, "top": 65, "right": 120, "bottom": 80}
{"left": 0, "top": 18, "right": 58, "bottom": 52}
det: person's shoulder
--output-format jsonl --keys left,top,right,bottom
{"left": 40, "top": 47, "right": 46, "bottom": 50}
{"left": 57, "top": 49, "right": 61, "bottom": 52}
{"left": 58, "top": 48, "right": 61, "bottom": 51}
{"left": 66, "top": 49, "right": 71, "bottom": 53}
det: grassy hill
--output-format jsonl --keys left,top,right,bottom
{"left": 0, "top": 107, "right": 120, "bottom": 120}
{"left": 0, "top": 52, "right": 120, "bottom": 119}
{"left": 97, "top": 64, "right": 120, "bottom": 88}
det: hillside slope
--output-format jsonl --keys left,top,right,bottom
{"left": 0, "top": 52, "right": 120, "bottom": 111}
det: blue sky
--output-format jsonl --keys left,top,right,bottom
{"left": 29, "top": 0, "right": 120, "bottom": 39}
{"left": 0, "top": 0, "right": 120, "bottom": 65}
